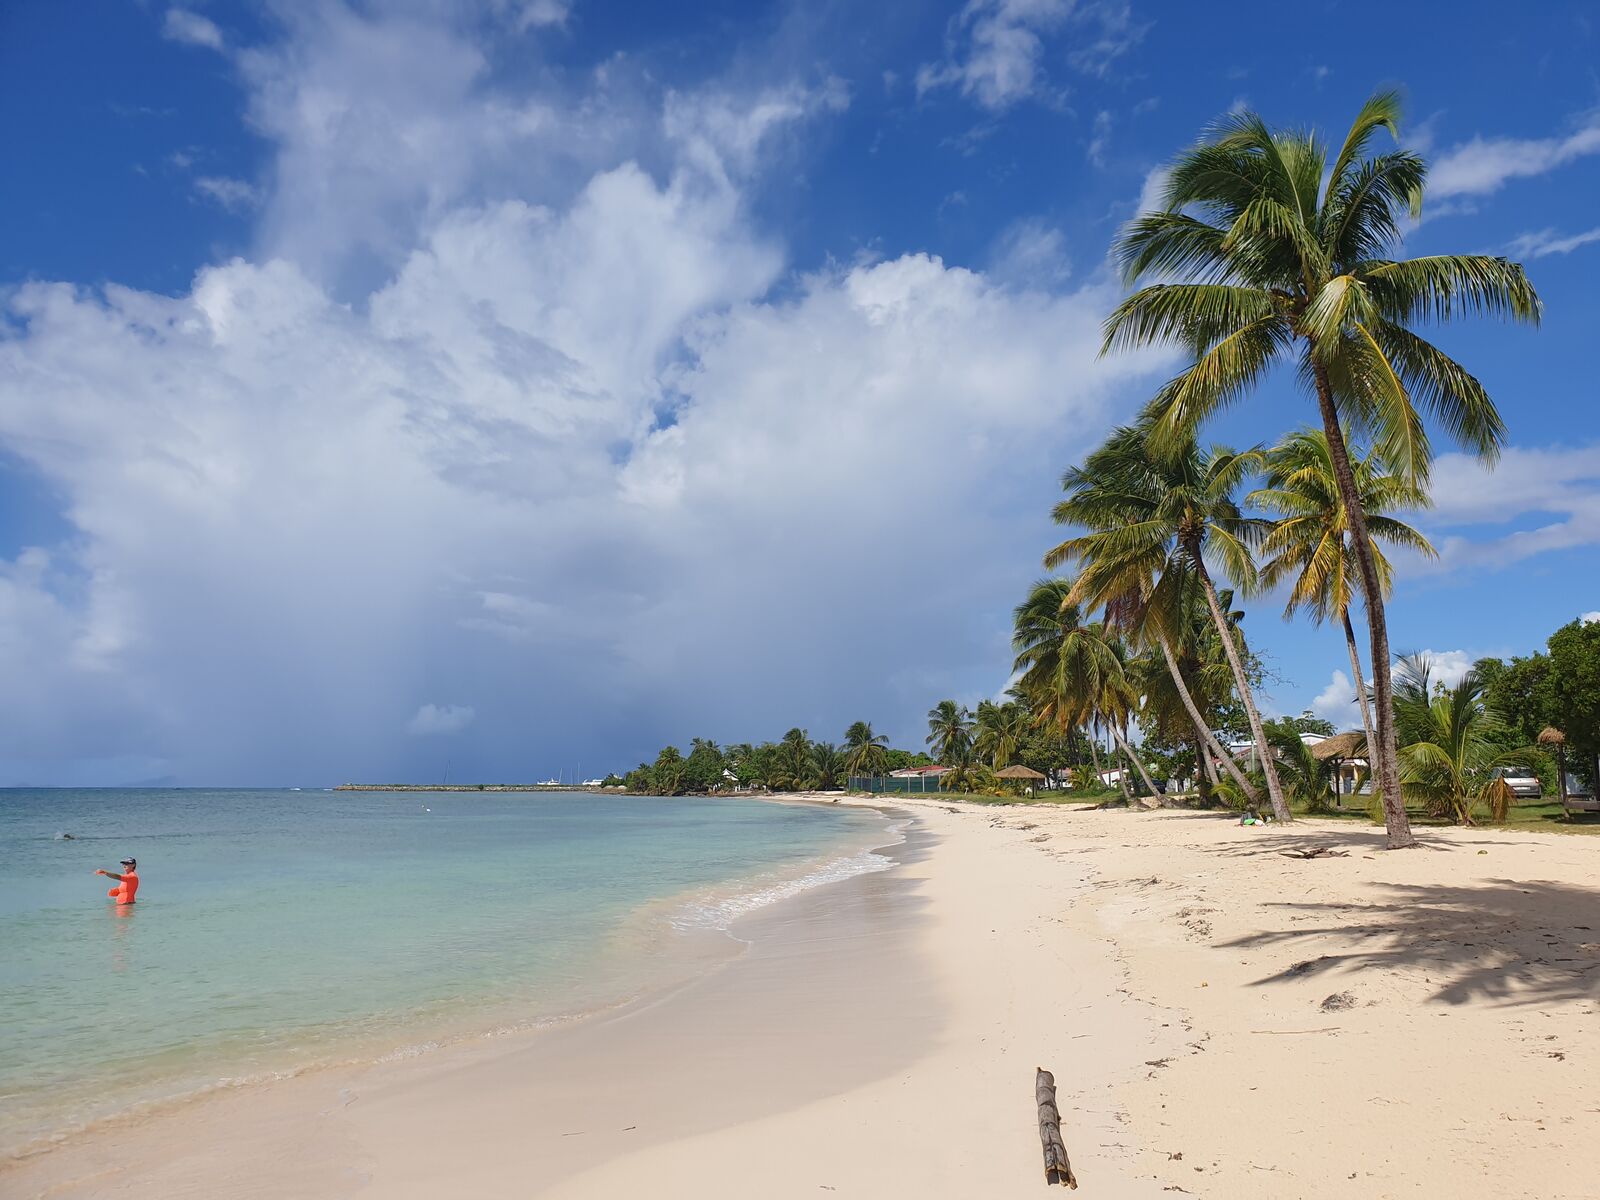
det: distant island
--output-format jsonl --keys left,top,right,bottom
{"left": 334, "top": 783, "right": 621, "bottom": 793}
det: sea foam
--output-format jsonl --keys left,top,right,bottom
{"left": 669, "top": 819, "right": 907, "bottom": 931}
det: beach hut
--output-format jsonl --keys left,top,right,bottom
{"left": 995, "top": 764, "right": 1047, "bottom": 794}
{"left": 1311, "top": 731, "right": 1368, "bottom": 803}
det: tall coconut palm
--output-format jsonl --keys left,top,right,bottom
{"left": 1103, "top": 90, "right": 1541, "bottom": 847}
{"left": 974, "top": 700, "right": 1029, "bottom": 769}
{"left": 772, "top": 727, "right": 812, "bottom": 791}
{"left": 842, "top": 721, "right": 890, "bottom": 782}
{"left": 1011, "top": 579, "right": 1162, "bottom": 798}
{"left": 1047, "top": 423, "right": 1291, "bottom": 820}
{"left": 925, "top": 700, "right": 974, "bottom": 765}
{"left": 1132, "top": 590, "right": 1238, "bottom": 796}
{"left": 809, "top": 742, "right": 846, "bottom": 791}
{"left": 1251, "top": 427, "right": 1435, "bottom": 766}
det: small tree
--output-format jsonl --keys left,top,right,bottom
{"left": 1393, "top": 657, "right": 1529, "bottom": 825}
{"left": 1547, "top": 619, "right": 1600, "bottom": 790}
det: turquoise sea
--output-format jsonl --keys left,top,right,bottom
{"left": 0, "top": 788, "right": 894, "bottom": 1158}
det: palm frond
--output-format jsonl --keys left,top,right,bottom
{"left": 1372, "top": 321, "right": 1505, "bottom": 463}
{"left": 1362, "top": 255, "right": 1542, "bottom": 325}
{"left": 1102, "top": 284, "right": 1278, "bottom": 355}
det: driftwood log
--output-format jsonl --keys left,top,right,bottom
{"left": 1035, "top": 1067, "right": 1077, "bottom": 1188}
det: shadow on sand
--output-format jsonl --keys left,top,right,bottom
{"left": 1201, "top": 823, "right": 1531, "bottom": 858}
{"left": 1219, "top": 877, "right": 1600, "bottom": 1007}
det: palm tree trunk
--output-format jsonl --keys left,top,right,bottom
{"left": 1192, "top": 561, "right": 1292, "bottom": 822}
{"left": 1341, "top": 607, "right": 1378, "bottom": 785}
{"left": 1085, "top": 725, "right": 1105, "bottom": 785}
{"left": 1196, "top": 738, "right": 1219, "bottom": 800}
{"left": 1311, "top": 363, "right": 1416, "bottom": 849}
{"left": 1109, "top": 722, "right": 1162, "bottom": 798}
{"left": 1157, "top": 636, "right": 1261, "bottom": 804}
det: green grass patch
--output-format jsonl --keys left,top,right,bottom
{"left": 1301, "top": 796, "right": 1600, "bottom": 834}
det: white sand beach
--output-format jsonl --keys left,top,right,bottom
{"left": 7, "top": 797, "right": 1598, "bottom": 1199}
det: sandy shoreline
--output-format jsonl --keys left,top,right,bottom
{"left": 7, "top": 795, "right": 1598, "bottom": 1198}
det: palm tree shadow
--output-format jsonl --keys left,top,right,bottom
{"left": 1221, "top": 879, "right": 1600, "bottom": 1006}
{"left": 1202, "top": 825, "right": 1529, "bottom": 859}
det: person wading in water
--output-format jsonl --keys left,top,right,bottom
{"left": 95, "top": 858, "right": 140, "bottom": 905}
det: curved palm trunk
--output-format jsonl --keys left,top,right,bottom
{"left": 1109, "top": 721, "right": 1162, "bottom": 799}
{"left": 1158, "top": 636, "right": 1261, "bottom": 804}
{"left": 1195, "top": 738, "right": 1219, "bottom": 794}
{"left": 1341, "top": 607, "right": 1379, "bottom": 792}
{"left": 1311, "top": 364, "right": 1416, "bottom": 849}
{"left": 1192, "top": 562, "right": 1292, "bottom": 822}
{"left": 1085, "top": 725, "right": 1105, "bottom": 785}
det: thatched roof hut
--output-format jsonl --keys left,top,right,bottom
{"left": 995, "top": 764, "right": 1047, "bottom": 781}
{"left": 1311, "top": 731, "right": 1368, "bottom": 762}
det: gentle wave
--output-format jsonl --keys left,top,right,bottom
{"left": 668, "top": 819, "right": 908, "bottom": 932}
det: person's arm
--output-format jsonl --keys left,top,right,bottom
{"left": 95, "top": 870, "right": 126, "bottom": 881}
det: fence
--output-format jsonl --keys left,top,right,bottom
{"left": 848, "top": 774, "right": 950, "bottom": 794}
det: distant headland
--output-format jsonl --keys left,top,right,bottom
{"left": 334, "top": 783, "right": 619, "bottom": 793}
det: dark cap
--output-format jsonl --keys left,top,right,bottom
{"left": 120, "top": 858, "right": 136, "bottom": 867}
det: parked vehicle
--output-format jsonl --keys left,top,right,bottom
{"left": 1490, "top": 765, "right": 1542, "bottom": 799}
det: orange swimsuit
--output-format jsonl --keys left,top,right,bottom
{"left": 107, "top": 872, "right": 139, "bottom": 905}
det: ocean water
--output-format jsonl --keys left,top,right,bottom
{"left": 0, "top": 788, "right": 894, "bottom": 1158}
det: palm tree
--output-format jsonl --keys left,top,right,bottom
{"left": 1265, "top": 721, "right": 1339, "bottom": 814}
{"left": 1392, "top": 655, "right": 1527, "bottom": 825}
{"left": 973, "top": 700, "right": 1029, "bottom": 769}
{"left": 772, "top": 728, "right": 813, "bottom": 791}
{"left": 809, "top": 742, "right": 846, "bottom": 790}
{"left": 1170, "top": 581, "right": 1250, "bottom": 793}
{"left": 842, "top": 721, "right": 890, "bottom": 782}
{"left": 1010, "top": 580, "right": 1162, "bottom": 798}
{"left": 925, "top": 700, "right": 974, "bottom": 765}
{"left": 1132, "top": 592, "right": 1239, "bottom": 798}
{"left": 939, "top": 742, "right": 998, "bottom": 795}
{"left": 1104, "top": 90, "right": 1541, "bottom": 847}
{"left": 1047, "top": 423, "right": 1291, "bottom": 820}
{"left": 1252, "top": 427, "right": 1435, "bottom": 764}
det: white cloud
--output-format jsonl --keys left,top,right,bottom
{"left": 194, "top": 176, "right": 260, "bottom": 212}
{"left": 1507, "top": 226, "right": 1600, "bottom": 259}
{"left": 163, "top": 9, "right": 224, "bottom": 52}
{"left": 407, "top": 704, "right": 476, "bottom": 736}
{"left": 1427, "top": 444, "right": 1600, "bottom": 525}
{"left": 663, "top": 77, "right": 849, "bottom": 182}
{"left": 1133, "top": 164, "right": 1169, "bottom": 216}
{"left": 1582, "top": 611, "right": 1600, "bottom": 625}
{"left": 0, "top": 4, "right": 1178, "bottom": 783}
{"left": 1429, "top": 114, "right": 1600, "bottom": 198}
{"left": 1087, "top": 109, "right": 1112, "bottom": 166}
{"left": 916, "top": 0, "right": 1144, "bottom": 112}
{"left": 1408, "top": 650, "right": 1474, "bottom": 690}
{"left": 1406, "top": 444, "right": 1600, "bottom": 575}
{"left": 1064, "top": 2, "right": 1145, "bottom": 78}
{"left": 1310, "top": 670, "right": 1361, "bottom": 730}
{"left": 507, "top": 0, "right": 571, "bottom": 30}
{"left": 987, "top": 217, "right": 1071, "bottom": 287}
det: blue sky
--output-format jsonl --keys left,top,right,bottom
{"left": 1, "top": 0, "right": 1597, "bottom": 784}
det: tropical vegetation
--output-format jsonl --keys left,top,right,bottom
{"left": 1095, "top": 89, "right": 1539, "bottom": 846}
{"left": 611, "top": 93, "right": 1598, "bottom": 833}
